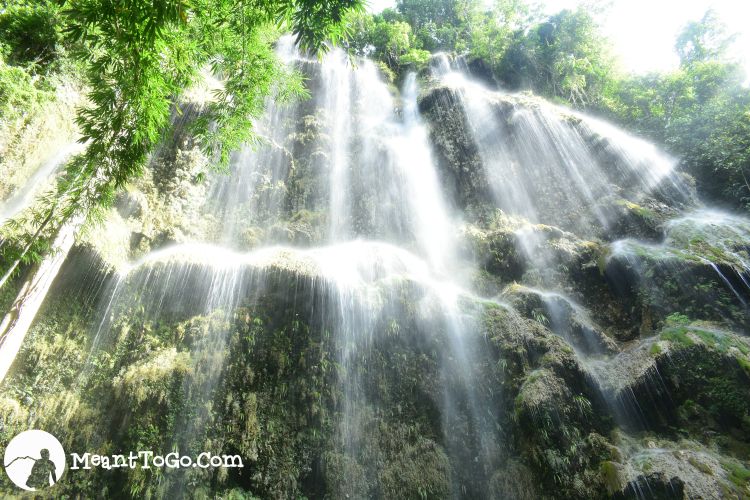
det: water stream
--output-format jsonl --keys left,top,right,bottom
{"left": 2, "top": 39, "right": 750, "bottom": 499}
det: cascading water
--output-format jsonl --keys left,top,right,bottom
{"left": 431, "top": 55, "right": 690, "bottom": 239}
{"left": 4, "top": 39, "right": 750, "bottom": 499}
{"left": 422, "top": 52, "right": 750, "bottom": 496}
{"left": 0, "top": 139, "right": 88, "bottom": 383}
{"left": 6, "top": 40, "right": 499, "bottom": 496}
{"left": 0, "top": 142, "right": 85, "bottom": 225}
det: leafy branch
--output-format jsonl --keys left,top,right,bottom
{"left": 0, "top": 0, "right": 364, "bottom": 287}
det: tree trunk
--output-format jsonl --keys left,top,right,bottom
{"left": 0, "top": 221, "right": 79, "bottom": 382}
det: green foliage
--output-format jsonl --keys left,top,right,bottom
{"left": 649, "top": 342, "right": 662, "bottom": 356}
{"left": 351, "top": 1, "right": 612, "bottom": 106}
{"left": 600, "top": 461, "right": 621, "bottom": 494}
{"left": 397, "top": 0, "right": 455, "bottom": 29}
{"left": 675, "top": 9, "right": 737, "bottom": 67}
{"left": 353, "top": 2, "right": 748, "bottom": 210}
{"left": 723, "top": 460, "right": 750, "bottom": 491}
{"left": 606, "top": 62, "right": 750, "bottom": 209}
{"left": 603, "top": 11, "right": 750, "bottom": 210}
{"left": 0, "top": 0, "right": 363, "bottom": 285}
{"left": 0, "top": 55, "right": 47, "bottom": 121}
{"left": 400, "top": 47, "right": 431, "bottom": 69}
{"left": 349, "top": 0, "right": 528, "bottom": 74}
{"left": 499, "top": 7, "right": 615, "bottom": 107}
{"left": 347, "top": 9, "right": 419, "bottom": 71}
{"left": 0, "top": 1, "right": 61, "bottom": 133}
{"left": 660, "top": 327, "right": 695, "bottom": 347}
{"left": 665, "top": 312, "right": 692, "bottom": 327}
{"left": 0, "top": 0, "right": 62, "bottom": 72}
{"left": 460, "top": 0, "right": 528, "bottom": 66}
{"left": 653, "top": 325, "right": 750, "bottom": 437}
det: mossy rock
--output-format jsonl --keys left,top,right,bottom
{"left": 501, "top": 284, "right": 618, "bottom": 355}
{"left": 604, "top": 239, "right": 750, "bottom": 332}
{"left": 482, "top": 306, "right": 616, "bottom": 498}
{"left": 593, "top": 322, "right": 750, "bottom": 453}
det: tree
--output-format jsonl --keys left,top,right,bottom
{"left": 397, "top": 0, "right": 457, "bottom": 32}
{"left": 499, "top": 7, "right": 615, "bottom": 107}
{"left": 0, "top": 0, "right": 364, "bottom": 288}
{"left": 461, "top": 0, "right": 528, "bottom": 65}
{"left": 675, "top": 9, "right": 736, "bottom": 67}
{"left": 397, "top": 0, "right": 459, "bottom": 51}
{"left": 603, "top": 10, "right": 750, "bottom": 210}
{"left": 0, "top": 0, "right": 62, "bottom": 71}
{"left": 348, "top": 10, "right": 415, "bottom": 67}
{"left": 347, "top": 9, "right": 432, "bottom": 73}
{"left": 348, "top": 0, "right": 529, "bottom": 73}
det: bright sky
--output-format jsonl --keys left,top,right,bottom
{"left": 366, "top": 0, "right": 750, "bottom": 76}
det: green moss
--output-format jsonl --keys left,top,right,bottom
{"left": 113, "top": 348, "right": 191, "bottom": 404}
{"left": 323, "top": 451, "right": 370, "bottom": 499}
{"left": 650, "top": 342, "right": 663, "bottom": 356}
{"left": 380, "top": 438, "right": 451, "bottom": 500}
{"left": 634, "top": 455, "right": 653, "bottom": 473}
{"left": 492, "top": 306, "right": 614, "bottom": 499}
{"left": 737, "top": 356, "right": 750, "bottom": 376}
{"left": 665, "top": 312, "right": 691, "bottom": 326}
{"left": 616, "top": 199, "right": 657, "bottom": 222}
{"left": 688, "top": 456, "right": 714, "bottom": 475}
{"left": 660, "top": 322, "right": 750, "bottom": 359}
{"left": 600, "top": 461, "right": 621, "bottom": 494}
{"left": 660, "top": 327, "right": 694, "bottom": 346}
{"left": 597, "top": 245, "right": 612, "bottom": 275}
{"left": 376, "top": 61, "right": 397, "bottom": 84}
{"left": 722, "top": 461, "right": 750, "bottom": 491}
{"left": 649, "top": 327, "right": 750, "bottom": 447}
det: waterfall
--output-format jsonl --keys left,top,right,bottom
{"left": 396, "top": 73, "right": 457, "bottom": 274}
{"left": 0, "top": 220, "right": 79, "bottom": 381}
{"left": 432, "top": 59, "right": 690, "bottom": 238}
{"left": 33, "top": 41, "right": 501, "bottom": 496}
{"left": 4, "top": 38, "right": 750, "bottom": 500}
{"left": 0, "top": 142, "right": 84, "bottom": 225}
{"left": 320, "top": 50, "right": 355, "bottom": 241}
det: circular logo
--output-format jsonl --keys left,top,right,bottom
{"left": 3, "top": 430, "right": 65, "bottom": 491}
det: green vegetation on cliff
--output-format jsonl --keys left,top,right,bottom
{"left": 0, "top": 0, "right": 365, "bottom": 284}
{"left": 350, "top": 1, "right": 749, "bottom": 212}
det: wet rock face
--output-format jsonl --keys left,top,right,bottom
{"left": 418, "top": 85, "right": 492, "bottom": 216}
{"left": 583, "top": 320, "right": 750, "bottom": 498}
{"left": 0, "top": 255, "right": 498, "bottom": 498}
{"left": 463, "top": 57, "right": 498, "bottom": 89}
{"left": 0, "top": 237, "right": 628, "bottom": 498}
{"left": 604, "top": 246, "right": 750, "bottom": 332}
{"left": 6, "top": 58, "right": 750, "bottom": 499}
{"left": 482, "top": 307, "right": 618, "bottom": 499}
{"left": 0, "top": 78, "right": 81, "bottom": 204}
{"left": 501, "top": 285, "right": 618, "bottom": 356}
{"left": 604, "top": 212, "right": 750, "bottom": 333}
{"left": 418, "top": 84, "right": 698, "bottom": 240}
{"left": 413, "top": 77, "right": 750, "bottom": 498}
{"left": 608, "top": 326, "right": 750, "bottom": 436}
